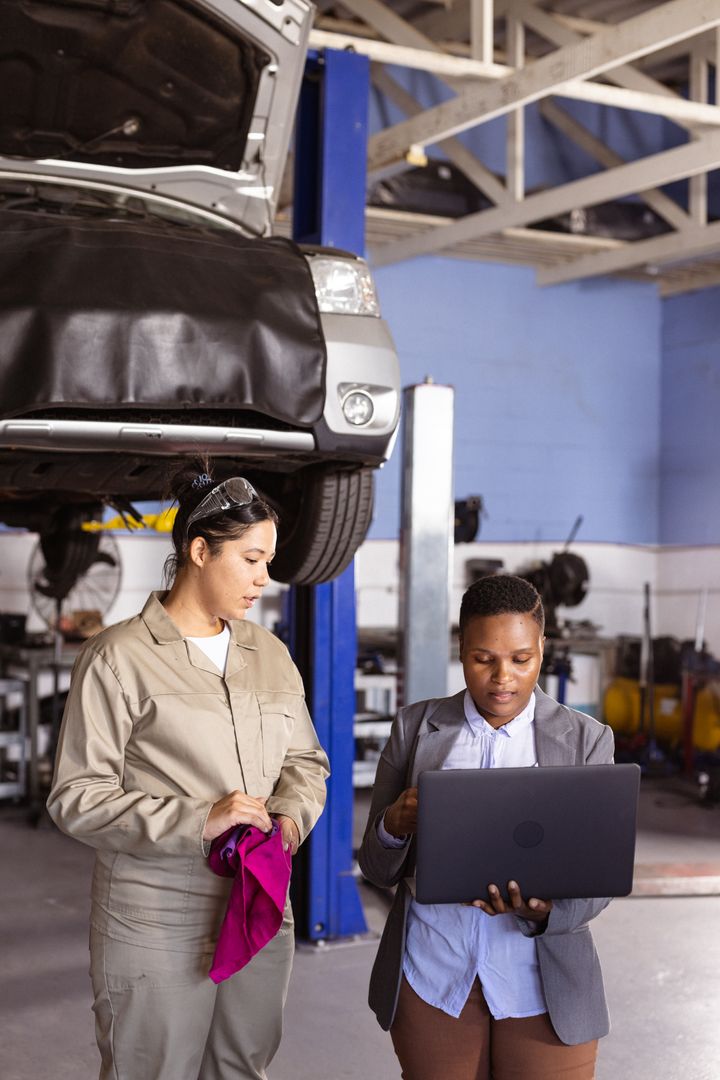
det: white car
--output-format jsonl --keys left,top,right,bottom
{"left": 0, "top": 0, "right": 400, "bottom": 585}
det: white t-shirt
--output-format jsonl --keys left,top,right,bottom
{"left": 186, "top": 624, "right": 231, "bottom": 676}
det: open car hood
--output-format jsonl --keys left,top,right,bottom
{"left": 0, "top": 0, "right": 313, "bottom": 235}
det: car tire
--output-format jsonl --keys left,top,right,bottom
{"left": 271, "top": 467, "right": 374, "bottom": 585}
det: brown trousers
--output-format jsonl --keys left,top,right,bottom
{"left": 390, "top": 978, "right": 598, "bottom": 1080}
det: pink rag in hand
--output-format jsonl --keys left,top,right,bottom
{"left": 207, "top": 821, "right": 292, "bottom": 984}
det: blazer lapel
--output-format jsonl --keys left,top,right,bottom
{"left": 533, "top": 686, "right": 577, "bottom": 765}
{"left": 408, "top": 685, "right": 576, "bottom": 779}
{"left": 410, "top": 691, "right": 467, "bottom": 785}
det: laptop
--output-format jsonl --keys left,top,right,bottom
{"left": 415, "top": 763, "right": 641, "bottom": 904}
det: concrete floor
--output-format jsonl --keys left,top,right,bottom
{"left": 1, "top": 778, "right": 720, "bottom": 1080}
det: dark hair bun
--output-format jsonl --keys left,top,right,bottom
{"left": 166, "top": 456, "right": 214, "bottom": 508}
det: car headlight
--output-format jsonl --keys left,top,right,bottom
{"left": 306, "top": 255, "right": 381, "bottom": 317}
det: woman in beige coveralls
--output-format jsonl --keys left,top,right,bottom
{"left": 47, "top": 465, "right": 330, "bottom": 1080}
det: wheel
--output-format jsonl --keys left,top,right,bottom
{"left": 271, "top": 468, "right": 374, "bottom": 585}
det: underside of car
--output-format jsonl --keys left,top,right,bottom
{"left": 0, "top": 450, "right": 375, "bottom": 587}
{"left": 0, "top": 197, "right": 389, "bottom": 586}
{"left": 0, "top": 0, "right": 400, "bottom": 590}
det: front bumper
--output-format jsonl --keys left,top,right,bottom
{"left": 0, "top": 418, "right": 315, "bottom": 455}
{"left": 319, "top": 311, "right": 400, "bottom": 458}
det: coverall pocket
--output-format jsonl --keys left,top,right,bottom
{"left": 256, "top": 694, "right": 296, "bottom": 778}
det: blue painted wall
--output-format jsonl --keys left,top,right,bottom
{"left": 660, "top": 286, "right": 720, "bottom": 545}
{"left": 369, "top": 258, "right": 661, "bottom": 543}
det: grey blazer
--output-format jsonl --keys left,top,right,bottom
{"left": 357, "top": 686, "right": 616, "bottom": 1045}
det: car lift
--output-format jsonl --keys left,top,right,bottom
{"left": 287, "top": 48, "right": 371, "bottom": 940}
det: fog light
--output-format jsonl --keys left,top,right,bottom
{"left": 342, "top": 390, "right": 374, "bottom": 426}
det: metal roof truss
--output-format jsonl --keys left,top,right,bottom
{"left": 308, "top": 0, "right": 720, "bottom": 295}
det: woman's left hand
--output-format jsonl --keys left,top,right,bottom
{"left": 471, "top": 880, "right": 553, "bottom": 923}
{"left": 275, "top": 815, "right": 300, "bottom": 855}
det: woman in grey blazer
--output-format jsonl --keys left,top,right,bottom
{"left": 358, "top": 575, "right": 615, "bottom": 1080}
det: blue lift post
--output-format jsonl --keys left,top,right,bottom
{"left": 288, "top": 48, "right": 370, "bottom": 940}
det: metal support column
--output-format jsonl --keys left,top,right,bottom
{"left": 399, "top": 381, "right": 454, "bottom": 706}
{"left": 288, "top": 48, "right": 370, "bottom": 940}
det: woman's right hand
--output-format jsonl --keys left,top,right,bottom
{"left": 203, "top": 791, "right": 273, "bottom": 844}
{"left": 383, "top": 787, "right": 418, "bottom": 839}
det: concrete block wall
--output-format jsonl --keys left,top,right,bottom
{"left": 356, "top": 538, "right": 720, "bottom": 713}
{"left": 1, "top": 529, "right": 717, "bottom": 723}
{"left": 356, "top": 538, "right": 720, "bottom": 653}
{"left": 369, "top": 261, "right": 662, "bottom": 547}
{"left": 1, "top": 534, "right": 716, "bottom": 659}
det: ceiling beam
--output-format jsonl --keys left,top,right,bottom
{"left": 506, "top": 15, "right": 525, "bottom": 201}
{"left": 337, "top": 0, "right": 439, "bottom": 52}
{"left": 370, "top": 65, "right": 513, "bottom": 206}
{"left": 553, "top": 80, "right": 720, "bottom": 127}
{"left": 689, "top": 46, "right": 710, "bottom": 224}
{"left": 539, "top": 99, "right": 690, "bottom": 231}
{"left": 310, "top": 31, "right": 720, "bottom": 129}
{"left": 553, "top": 13, "right": 717, "bottom": 69}
{"left": 329, "top": 2, "right": 515, "bottom": 208}
{"left": 516, "top": 2, "right": 718, "bottom": 140}
{"left": 371, "top": 129, "right": 720, "bottom": 266}
{"left": 331, "top": 0, "right": 514, "bottom": 206}
{"left": 367, "top": 0, "right": 720, "bottom": 173}
{"left": 659, "top": 265, "right": 720, "bottom": 297}
{"left": 471, "top": 0, "right": 495, "bottom": 64}
{"left": 516, "top": 2, "right": 684, "bottom": 102}
{"left": 537, "top": 220, "right": 720, "bottom": 286}
{"left": 308, "top": 29, "right": 510, "bottom": 79}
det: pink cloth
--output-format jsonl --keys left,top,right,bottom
{"left": 207, "top": 821, "right": 292, "bottom": 984}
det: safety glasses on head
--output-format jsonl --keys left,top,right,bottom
{"left": 185, "top": 477, "right": 259, "bottom": 534}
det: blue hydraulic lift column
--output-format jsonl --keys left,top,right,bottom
{"left": 287, "top": 48, "right": 370, "bottom": 940}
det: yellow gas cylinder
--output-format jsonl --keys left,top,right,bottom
{"left": 691, "top": 683, "right": 720, "bottom": 753}
{"left": 603, "top": 677, "right": 641, "bottom": 735}
{"left": 603, "top": 677, "right": 720, "bottom": 752}
{"left": 603, "top": 677, "right": 681, "bottom": 739}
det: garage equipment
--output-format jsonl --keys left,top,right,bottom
{"left": 0, "top": 677, "right": 27, "bottom": 799}
{"left": 516, "top": 516, "right": 589, "bottom": 636}
{"left": 603, "top": 588, "right": 720, "bottom": 759}
{"left": 605, "top": 672, "right": 720, "bottom": 754}
{"left": 28, "top": 527, "right": 121, "bottom": 639}
{"left": 27, "top": 514, "right": 121, "bottom": 764}
{"left": 682, "top": 589, "right": 710, "bottom": 775}
{"left": 0, "top": 642, "right": 77, "bottom": 804}
{"left": 454, "top": 496, "right": 484, "bottom": 544}
{"left": 285, "top": 47, "right": 372, "bottom": 941}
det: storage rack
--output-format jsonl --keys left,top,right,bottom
{"left": 0, "top": 677, "right": 28, "bottom": 799}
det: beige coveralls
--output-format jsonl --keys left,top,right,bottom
{"left": 47, "top": 592, "right": 329, "bottom": 1080}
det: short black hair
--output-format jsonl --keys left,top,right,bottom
{"left": 459, "top": 574, "right": 545, "bottom": 635}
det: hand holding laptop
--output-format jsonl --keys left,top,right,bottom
{"left": 470, "top": 880, "right": 553, "bottom": 923}
{"left": 416, "top": 765, "right": 640, "bottom": 904}
{"left": 385, "top": 784, "right": 553, "bottom": 921}
{"left": 383, "top": 786, "right": 418, "bottom": 839}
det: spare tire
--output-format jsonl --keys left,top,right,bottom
{"left": 271, "top": 467, "right": 374, "bottom": 585}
